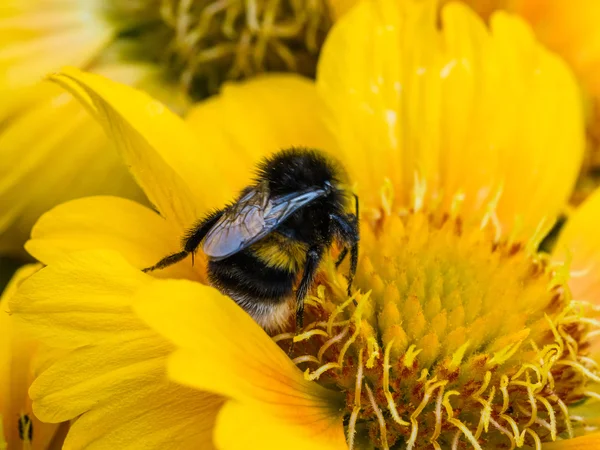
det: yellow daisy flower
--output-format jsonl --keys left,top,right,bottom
{"left": 0, "top": 264, "right": 66, "bottom": 450}
{"left": 0, "top": 0, "right": 332, "bottom": 256}
{"left": 7, "top": 0, "right": 600, "bottom": 448}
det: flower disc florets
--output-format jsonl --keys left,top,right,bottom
{"left": 275, "top": 209, "right": 599, "bottom": 449}
{"left": 103, "top": 0, "right": 332, "bottom": 97}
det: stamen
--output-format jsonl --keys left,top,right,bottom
{"left": 551, "top": 395, "right": 573, "bottom": 439}
{"left": 556, "top": 360, "right": 600, "bottom": 383}
{"left": 366, "top": 384, "right": 389, "bottom": 450}
{"left": 535, "top": 395, "right": 557, "bottom": 440}
{"left": 474, "top": 386, "right": 495, "bottom": 439}
{"left": 293, "top": 329, "right": 328, "bottom": 343}
{"left": 525, "top": 428, "right": 542, "bottom": 450}
{"left": 499, "top": 375, "right": 510, "bottom": 413}
{"left": 489, "top": 417, "right": 516, "bottom": 450}
{"left": 448, "top": 418, "right": 483, "bottom": 450}
{"left": 407, "top": 380, "right": 447, "bottom": 450}
{"left": 584, "top": 391, "right": 600, "bottom": 402}
{"left": 292, "top": 355, "right": 319, "bottom": 365}
{"left": 317, "top": 326, "right": 349, "bottom": 362}
{"left": 382, "top": 340, "right": 409, "bottom": 426}
{"left": 304, "top": 362, "right": 340, "bottom": 381}
{"left": 347, "top": 349, "right": 364, "bottom": 450}
{"left": 430, "top": 384, "right": 444, "bottom": 444}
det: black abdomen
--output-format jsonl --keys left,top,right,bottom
{"left": 207, "top": 250, "right": 296, "bottom": 304}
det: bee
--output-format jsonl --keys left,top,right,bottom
{"left": 143, "top": 148, "right": 359, "bottom": 331}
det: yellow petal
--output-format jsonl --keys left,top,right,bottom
{"left": 26, "top": 196, "right": 199, "bottom": 281}
{"left": 215, "top": 402, "right": 345, "bottom": 450}
{"left": 512, "top": 0, "right": 600, "bottom": 101}
{"left": 0, "top": 2, "right": 112, "bottom": 120}
{"left": 542, "top": 433, "right": 600, "bottom": 449}
{"left": 318, "top": 0, "right": 584, "bottom": 239}
{"left": 554, "top": 187, "right": 600, "bottom": 306}
{"left": 64, "top": 385, "right": 223, "bottom": 450}
{"left": 185, "top": 74, "right": 336, "bottom": 196}
{"left": 0, "top": 66, "right": 148, "bottom": 257}
{"left": 8, "top": 250, "right": 152, "bottom": 348}
{"left": 0, "top": 264, "right": 61, "bottom": 450}
{"left": 48, "top": 67, "right": 229, "bottom": 230}
{"left": 134, "top": 279, "right": 345, "bottom": 445}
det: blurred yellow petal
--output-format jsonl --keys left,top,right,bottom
{"left": 512, "top": 0, "right": 600, "bottom": 100}
{"left": 318, "top": 0, "right": 584, "bottom": 239}
{"left": 134, "top": 280, "right": 346, "bottom": 447}
{"left": 0, "top": 264, "right": 62, "bottom": 450}
{"left": 554, "top": 187, "right": 600, "bottom": 306}
{"left": 543, "top": 433, "right": 600, "bottom": 449}
{"left": 0, "top": 0, "right": 112, "bottom": 120}
{"left": 0, "top": 66, "right": 149, "bottom": 257}
{"left": 186, "top": 74, "right": 336, "bottom": 196}
{"left": 26, "top": 196, "right": 198, "bottom": 281}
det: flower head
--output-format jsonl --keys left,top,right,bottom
{"left": 8, "top": 0, "right": 600, "bottom": 448}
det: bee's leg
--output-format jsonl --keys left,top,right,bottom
{"left": 335, "top": 247, "right": 348, "bottom": 268}
{"left": 142, "top": 251, "right": 189, "bottom": 273}
{"left": 330, "top": 213, "right": 359, "bottom": 296}
{"left": 295, "top": 246, "right": 324, "bottom": 330}
{"left": 142, "top": 209, "right": 224, "bottom": 273}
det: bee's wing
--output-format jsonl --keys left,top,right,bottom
{"left": 202, "top": 185, "right": 327, "bottom": 260}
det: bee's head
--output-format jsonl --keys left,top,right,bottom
{"left": 258, "top": 148, "right": 344, "bottom": 195}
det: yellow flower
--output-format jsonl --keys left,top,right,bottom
{"left": 7, "top": 0, "right": 600, "bottom": 448}
{"left": 0, "top": 0, "right": 332, "bottom": 256}
{"left": 0, "top": 264, "right": 66, "bottom": 450}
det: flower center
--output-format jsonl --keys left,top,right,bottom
{"left": 275, "top": 210, "right": 599, "bottom": 449}
{"left": 102, "top": 0, "right": 332, "bottom": 99}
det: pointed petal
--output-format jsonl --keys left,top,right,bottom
{"left": 318, "top": 0, "right": 584, "bottom": 239}
{"left": 8, "top": 250, "right": 152, "bottom": 348}
{"left": 185, "top": 74, "right": 336, "bottom": 196}
{"left": 26, "top": 196, "right": 199, "bottom": 281}
{"left": 134, "top": 280, "right": 345, "bottom": 445}
{"left": 48, "top": 68, "right": 229, "bottom": 229}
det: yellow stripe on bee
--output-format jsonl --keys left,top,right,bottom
{"left": 251, "top": 233, "right": 307, "bottom": 271}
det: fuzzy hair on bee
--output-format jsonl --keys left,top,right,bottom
{"left": 143, "top": 148, "right": 359, "bottom": 332}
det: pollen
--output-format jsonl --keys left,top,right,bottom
{"left": 275, "top": 207, "right": 600, "bottom": 449}
{"left": 104, "top": 0, "right": 332, "bottom": 98}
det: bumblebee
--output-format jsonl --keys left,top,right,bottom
{"left": 143, "top": 148, "right": 359, "bottom": 331}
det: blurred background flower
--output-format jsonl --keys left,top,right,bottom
{"left": 0, "top": 0, "right": 333, "bottom": 263}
